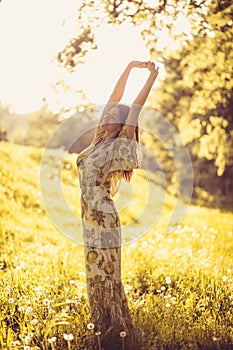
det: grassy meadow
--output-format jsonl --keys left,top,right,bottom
{"left": 0, "top": 141, "right": 233, "bottom": 350}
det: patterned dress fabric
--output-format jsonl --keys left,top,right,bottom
{"left": 76, "top": 125, "right": 141, "bottom": 348}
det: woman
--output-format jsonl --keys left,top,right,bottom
{"left": 76, "top": 60, "right": 159, "bottom": 349}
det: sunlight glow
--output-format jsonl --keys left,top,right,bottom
{"left": 0, "top": 0, "right": 79, "bottom": 114}
{"left": 0, "top": 0, "right": 170, "bottom": 114}
{"left": 72, "top": 23, "right": 150, "bottom": 106}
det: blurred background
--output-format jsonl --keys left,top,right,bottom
{"left": 1, "top": 1, "right": 233, "bottom": 349}
{"left": 0, "top": 0, "right": 232, "bottom": 209}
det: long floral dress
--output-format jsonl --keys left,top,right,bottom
{"left": 76, "top": 125, "right": 141, "bottom": 349}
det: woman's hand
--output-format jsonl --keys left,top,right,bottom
{"left": 129, "top": 61, "right": 159, "bottom": 76}
{"left": 146, "top": 61, "right": 159, "bottom": 77}
{"left": 130, "top": 61, "right": 159, "bottom": 107}
{"left": 129, "top": 61, "right": 147, "bottom": 69}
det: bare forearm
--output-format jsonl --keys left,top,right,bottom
{"left": 133, "top": 72, "right": 157, "bottom": 106}
{"left": 126, "top": 64, "right": 159, "bottom": 138}
{"left": 109, "top": 64, "right": 132, "bottom": 101}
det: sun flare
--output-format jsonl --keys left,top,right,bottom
{"left": 0, "top": 0, "right": 152, "bottom": 114}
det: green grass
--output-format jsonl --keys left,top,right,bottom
{"left": 0, "top": 141, "right": 233, "bottom": 350}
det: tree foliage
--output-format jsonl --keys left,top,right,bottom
{"left": 56, "top": 0, "right": 207, "bottom": 70}
{"left": 156, "top": 0, "right": 233, "bottom": 175}
{"left": 57, "top": 0, "right": 233, "bottom": 202}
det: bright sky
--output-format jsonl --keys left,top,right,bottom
{"left": 0, "top": 0, "right": 190, "bottom": 114}
{"left": 0, "top": 0, "right": 154, "bottom": 114}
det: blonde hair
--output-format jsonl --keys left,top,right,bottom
{"left": 76, "top": 105, "right": 139, "bottom": 197}
{"left": 93, "top": 123, "right": 129, "bottom": 197}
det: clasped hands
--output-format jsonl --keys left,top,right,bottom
{"left": 129, "top": 60, "right": 159, "bottom": 76}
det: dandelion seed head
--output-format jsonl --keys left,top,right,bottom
{"left": 43, "top": 299, "right": 52, "bottom": 306}
{"left": 222, "top": 275, "right": 228, "bottom": 282}
{"left": 34, "top": 286, "right": 43, "bottom": 292}
{"left": 8, "top": 298, "right": 15, "bottom": 303}
{"left": 165, "top": 276, "right": 171, "bottom": 284}
{"left": 87, "top": 322, "right": 95, "bottom": 330}
{"left": 48, "top": 337, "right": 57, "bottom": 343}
{"left": 65, "top": 163, "right": 71, "bottom": 169}
{"left": 25, "top": 307, "right": 33, "bottom": 314}
{"left": 25, "top": 334, "right": 32, "bottom": 345}
{"left": 212, "top": 336, "right": 220, "bottom": 342}
{"left": 119, "top": 331, "right": 126, "bottom": 338}
{"left": 65, "top": 298, "right": 73, "bottom": 303}
{"left": 11, "top": 340, "right": 21, "bottom": 345}
{"left": 64, "top": 333, "right": 74, "bottom": 341}
{"left": 32, "top": 319, "right": 39, "bottom": 325}
{"left": 16, "top": 261, "right": 26, "bottom": 270}
{"left": 48, "top": 308, "right": 55, "bottom": 315}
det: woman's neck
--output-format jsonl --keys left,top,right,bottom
{"left": 102, "top": 129, "right": 119, "bottom": 142}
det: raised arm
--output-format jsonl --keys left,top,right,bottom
{"left": 100, "top": 61, "right": 148, "bottom": 122}
{"left": 126, "top": 62, "right": 159, "bottom": 139}
{"left": 133, "top": 62, "right": 159, "bottom": 106}
{"left": 107, "top": 63, "right": 132, "bottom": 103}
{"left": 108, "top": 61, "right": 148, "bottom": 103}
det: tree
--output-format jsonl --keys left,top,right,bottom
{"left": 154, "top": 0, "right": 233, "bottom": 200}
{"left": 56, "top": 0, "right": 207, "bottom": 70}
{"left": 0, "top": 127, "right": 8, "bottom": 142}
{"left": 56, "top": 0, "right": 233, "bottom": 203}
{"left": 0, "top": 102, "right": 10, "bottom": 142}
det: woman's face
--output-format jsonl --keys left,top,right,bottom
{"left": 101, "top": 107, "right": 121, "bottom": 132}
